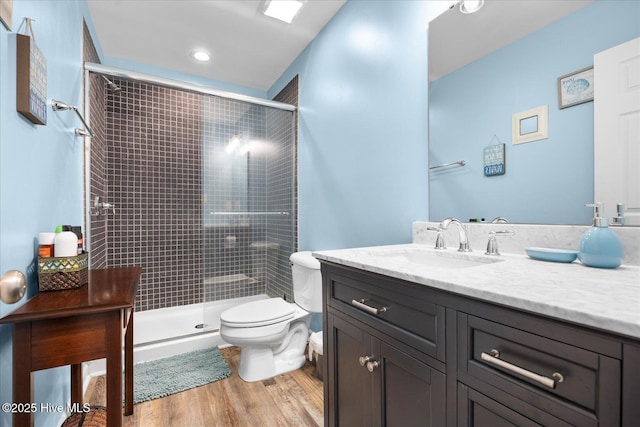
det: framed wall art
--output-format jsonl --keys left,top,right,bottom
{"left": 512, "top": 105, "right": 548, "bottom": 145}
{"left": 558, "top": 66, "right": 594, "bottom": 109}
{"left": 16, "top": 19, "right": 47, "bottom": 125}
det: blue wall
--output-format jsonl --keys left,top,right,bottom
{"left": 0, "top": 1, "right": 445, "bottom": 424}
{"left": 270, "top": 0, "right": 446, "bottom": 251}
{"left": 429, "top": 0, "right": 640, "bottom": 225}
{"left": 0, "top": 2, "right": 98, "bottom": 426}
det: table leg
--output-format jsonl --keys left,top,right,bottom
{"left": 70, "top": 364, "right": 83, "bottom": 405}
{"left": 124, "top": 309, "right": 134, "bottom": 415}
{"left": 13, "top": 322, "right": 34, "bottom": 427}
{"left": 105, "top": 311, "right": 123, "bottom": 427}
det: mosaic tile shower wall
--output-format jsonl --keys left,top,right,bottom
{"left": 83, "top": 22, "right": 107, "bottom": 269}
{"left": 87, "top": 73, "right": 297, "bottom": 312}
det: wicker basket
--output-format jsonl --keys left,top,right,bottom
{"left": 38, "top": 252, "right": 89, "bottom": 291}
{"left": 61, "top": 406, "right": 107, "bottom": 427}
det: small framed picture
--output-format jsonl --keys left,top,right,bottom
{"left": 512, "top": 105, "right": 548, "bottom": 145}
{"left": 557, "top": 66, "right": 594, "bottom": 109}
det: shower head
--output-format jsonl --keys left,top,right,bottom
{"left": 50, "top": 99, "right": 95, "bottom": 137}
{"left": 51, "top": 99, "right": 76, "bottom": 112}
{"left": 101, "top": 75, "right": 122, "bottom": 93}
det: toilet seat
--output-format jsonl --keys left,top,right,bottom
{"left": 220, "top": 297, "right": 295, "bottom": 328}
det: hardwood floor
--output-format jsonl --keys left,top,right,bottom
{"left": 84, "top": 346, "right": 324, "bottom": 427}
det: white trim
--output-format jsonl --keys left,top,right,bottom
{"left": 512, "top": 104, "right": 548, "bottom": 145}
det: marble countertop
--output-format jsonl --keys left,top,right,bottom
{"left": 313, "top": 244, "right": 640, "bottom": 340}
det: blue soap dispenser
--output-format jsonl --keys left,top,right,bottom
{"left": 578, "top": 203, "right": 624, "bottom": 268}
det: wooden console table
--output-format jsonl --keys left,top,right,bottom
{"left": 0, "top": 267, "right": 141, "bottom": 427}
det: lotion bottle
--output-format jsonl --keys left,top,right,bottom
{"left": 578, "top": 203, "right": 624, "bottom": 268}
{"left": 54, "top": 231, "right": 78, "bottom": 257}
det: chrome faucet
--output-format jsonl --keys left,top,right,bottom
{"left": 440, "top": 218, "right": 471, "bottom": 252}
{"left": 611, "top": 203, "right": 626, "bottom": 226}
{"left": 91, "top": 196, "right": 116, "bottom": 216}
{"left": 426, "top": 227, "right": 446, "bottom": 249}
{"left": 485, "top": 230, "right": 515, "bottom": 255}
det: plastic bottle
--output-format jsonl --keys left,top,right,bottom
{"left": 71, "top": 226, "right": 84, "bottom": 254}
{"left": 38, "top": 232, "right": 56, "bottom": 258}
{"left": 54, "top": 231, "right": 79, "bottom": 257}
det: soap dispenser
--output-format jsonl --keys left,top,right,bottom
{"left": 578, "top": 203, "right": 624, "bottom": 268}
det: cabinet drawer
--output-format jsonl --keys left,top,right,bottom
{"left": 457, "top": 383, "right": 577, "bottom": 427}
{"left": 324, "top": 265, "right": 445, "bottom": 361}
{"left": 459, "top": 314, "right": 620, "bottom": 424}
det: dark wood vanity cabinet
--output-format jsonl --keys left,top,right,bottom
{"left": 323, "top": 264, "right": 446, "bottom": 426}
{"left": 321, "top": 262, "right": 640, "bottom": 427}
{"left": 457, "top": 311, "right": 622, "bottom": 426}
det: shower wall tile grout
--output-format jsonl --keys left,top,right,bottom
{"left": 86, "top": 36, "right": 299, "bottom": 312}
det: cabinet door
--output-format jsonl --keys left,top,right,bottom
{"left": 326, "top": 314, "right": 374, "bottom": 427}
{"left": 375, "top": 340, "right": 446, "bottom": 427}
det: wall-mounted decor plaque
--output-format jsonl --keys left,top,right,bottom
{"left": 483, "top": 135, "right": 505, "bottom": 177}
{"left": 16, "top": 26, "right": 47, "bottom": 125}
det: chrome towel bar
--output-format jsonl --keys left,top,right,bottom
{"left": 429, "top": 160, "right": 466, "bottom": 170}
{"left": 211, "top": 211, "right": 290, "bottom": 216}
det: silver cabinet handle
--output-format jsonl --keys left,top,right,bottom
{"left": 358, "top": 355, "right": 379, "bottom": 372}
{"left": 351, "top": 299, "right": 388, "bottom": 315}
{"left": 481, "top": 349, "right": 564, "bottom": 389}
{"left": 359, "top": 355, "right": 372, "bottom": 366}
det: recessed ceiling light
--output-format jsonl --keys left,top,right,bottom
{"left": 193, "top": 50, "right": 211, "bottom": 62}
{"left": 459, "top": 0, "right": 484, "bottom": 14}
{"left": 263, "top": 0, "right": 303, "bottom": 24}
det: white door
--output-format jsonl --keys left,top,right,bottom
{"left": 594, "top": 37, "right": 640, "bottom": 226}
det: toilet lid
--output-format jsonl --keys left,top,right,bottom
{"left": 220, "top": 298, "right": 296, "bottom": 327}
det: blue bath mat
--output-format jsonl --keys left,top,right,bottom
{"left": 134, "top": 347, "right": 231, "bottom": 404}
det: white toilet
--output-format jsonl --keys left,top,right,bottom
{"left": 220, "top": 251, "right": 322, "bottom": 382}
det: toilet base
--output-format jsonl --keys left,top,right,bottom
{"left": 236, "top": 321, "right": 309, "bottom": 382}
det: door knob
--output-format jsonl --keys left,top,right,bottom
{"left": 0, "top": 270, "right": 26, "bottom": 304}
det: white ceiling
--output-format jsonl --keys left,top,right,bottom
{"left": 86, "top": 0, "right": 346, "bottom": 91}
{"left": 429, "top": 0, "right": 595, "bottom": 82}
{"left": 87, "top": 1, "right": 596, "bottom": 92}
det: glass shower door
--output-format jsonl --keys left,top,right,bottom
{"left": 201, "top": 97, "right": 296, "bottom": 331}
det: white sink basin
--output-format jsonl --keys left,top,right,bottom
{"left": 367, "top": 247, "right": 503, "bottom": 269}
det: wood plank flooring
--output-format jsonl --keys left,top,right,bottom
{"left": 83, "top": 346, "right": 324, "bottom": 427}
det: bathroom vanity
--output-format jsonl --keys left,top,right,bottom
{"left": 315, "top": 243, "right": 640, "bottom": 426}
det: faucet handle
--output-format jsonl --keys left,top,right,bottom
{"left": 611, "top": 203, "right": 626, "bottom": 226}
{"left": 485, "top": 230, "right": 515, "bottom": 256}
{"left": 426, "top": 227, "right": 446, "bottom": 250}
{"left": 491, "top": 217, "right": 509, "bottom": 224}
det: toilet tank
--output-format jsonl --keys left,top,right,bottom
{"left": 290, "top": 251, "right": 323, "bottom": 313}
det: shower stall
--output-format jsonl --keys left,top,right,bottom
{"left": 83, "top": 63, "right": 298, "bottom": 361}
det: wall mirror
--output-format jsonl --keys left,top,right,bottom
{"left": 428, "top": 0, "right": 638, "bottom": 225}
